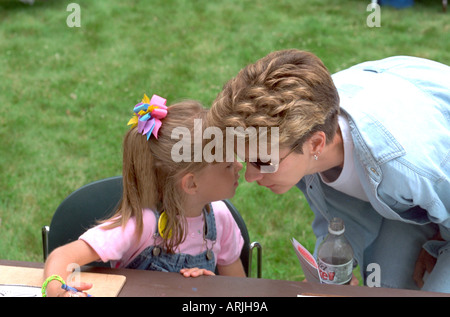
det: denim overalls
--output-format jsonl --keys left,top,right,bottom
{"left": 126, "top": 207, "right": 217, "bottom": 273}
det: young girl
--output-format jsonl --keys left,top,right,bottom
{"left": 43, "top": 94, "right": 245, "bottom": 297}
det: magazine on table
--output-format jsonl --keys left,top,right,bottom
{"left": 291, "top": 237, "right": 320, "bottom": 283}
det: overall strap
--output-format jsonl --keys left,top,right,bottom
{"left": 203, "top": 204, "right": 217, "bottom": 241}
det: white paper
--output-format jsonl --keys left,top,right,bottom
{"left": 0, "top": 284, "right": 42, "bottom": 297}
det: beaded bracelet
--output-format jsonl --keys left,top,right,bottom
{"left": 41, "top": 275, "right": 66, "bottom": 297}
{"left": 42, "top": 274, "right": 91, "bottom": 297}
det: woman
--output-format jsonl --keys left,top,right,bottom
{"left": 209, "top": 49, "right": 450, "bottom": 292}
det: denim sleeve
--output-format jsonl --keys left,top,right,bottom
{"left": 377, "top": 162, "right": 450, "bottom": 238}
{"left": 423, "top": 239, "right": 450, "bottom": 258}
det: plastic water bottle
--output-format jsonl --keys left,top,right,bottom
{"left": 317, "top": 217, "right": 354, "bottom": 285}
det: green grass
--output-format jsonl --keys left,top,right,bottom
{"left": 0, "top": 0, "right": 448, "bottom": 283}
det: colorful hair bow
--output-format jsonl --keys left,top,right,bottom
{"left": 127, "top": 94, "right": 168, "bottom": 140}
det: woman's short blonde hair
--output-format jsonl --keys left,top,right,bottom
{"left": 210, "top": 49, "right": 340, "bottom": 153}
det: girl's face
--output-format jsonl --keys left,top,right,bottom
{"left": 195, "top": 160, "right": 243, "bottom": 203}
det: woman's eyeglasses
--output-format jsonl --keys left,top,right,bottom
{"left": 247, "top": 143, "right": 300, "bottom": 173}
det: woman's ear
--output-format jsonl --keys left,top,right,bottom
{"left": 180, "top": 173, "right": 198, "bottom": 195}
{"left": 308, "top": 131, "right": 326, "bottom": 155}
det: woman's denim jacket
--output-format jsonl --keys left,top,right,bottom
{"left": 296, "top": 56, "right": 450, "bottom": 265}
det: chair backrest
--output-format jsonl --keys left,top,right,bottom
{"left": 43, "top": 176, "right": 253, "bottom": 275}
{"left": 222, "top": 199, "right": 250, "bottom": 276}
{"left": 44, "top": 176, "right": 123, "bottom": 266}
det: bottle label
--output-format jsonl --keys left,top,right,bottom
{"left": 318, "top": 259, "right": 353, "bottom": 285}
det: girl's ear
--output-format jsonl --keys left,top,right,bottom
{"left": 180, "top": 173, "right": 198, "bottom": 195}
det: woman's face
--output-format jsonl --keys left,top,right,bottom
{"left": 244, "top": 145, "right": 312, "bottom": 194}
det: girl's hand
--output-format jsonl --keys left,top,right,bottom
{"left": 62, "top": 282, "right": 93, "bottom": 297}
{"left": 180, "top": 267, "right": 215, "bottom": 277}
{"left": 45, "top": 281, "right": 93, "bottom": 297}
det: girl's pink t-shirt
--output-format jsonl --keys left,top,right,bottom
{"left": 79, "top": 200, "right": 244, "bottom": 269}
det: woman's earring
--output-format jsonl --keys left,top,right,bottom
{"left": 314, "top": 151, "right": 320, "bottom": 160}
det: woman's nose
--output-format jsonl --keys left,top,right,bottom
{"left": 244, "top": 163, "right": 263, "bottom": 183}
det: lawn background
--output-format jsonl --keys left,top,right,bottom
{"left": 0, "top": 0, "right": 448, "bottom": 282}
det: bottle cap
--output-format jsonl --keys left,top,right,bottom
{"left": 328, "top": 217, "right": 345, "bottom": 235}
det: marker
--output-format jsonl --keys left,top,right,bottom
{"left": 61, "top": 283, "right": 92, "bottom": 297}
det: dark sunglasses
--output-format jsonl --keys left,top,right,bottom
{"left": 247, "top": 144, "right": 300, "bottom": 173}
